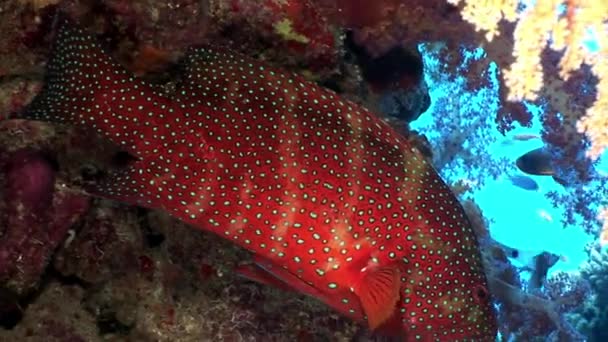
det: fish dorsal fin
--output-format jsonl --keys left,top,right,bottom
{"left": 177, "top": 45, "right": 298, "bottom": 112}
{"left": 180, "top": 45, "right": 231, "bottom": 87}
{"left": 355, "top": 265, "right": 401, "bottom": 331}
{"left": 180, "top": 45, "right": 270, "bottom": 89}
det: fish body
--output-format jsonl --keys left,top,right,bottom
{"left": 497, "top": 242, "right": 560, "bottom": 290}
{"left": 21, "top": 20, "right": 497, "bottom": 340}
{"left": 509, "top": 174, "right": 539, "bottom": 191}
{"left": 516, "top": 147, "right": 554, "bottom": 176}
{"left": 528, "top": 252, "right": 560, "bottom": 290}
{"left": 499, "top": 133, "right": 539, "bottom": 146}
{"left": 512, "top": 133, "right": 540, "bottom": 141}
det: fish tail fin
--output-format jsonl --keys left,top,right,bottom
{"left": 20, "top": 17, "right": 130, "bottom": 125}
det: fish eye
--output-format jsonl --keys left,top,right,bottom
{"left": 472, "top": 285, "right": 489, "bottom": 302}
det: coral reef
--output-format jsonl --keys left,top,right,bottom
{"left": 0, "top": 0, "right": 605, "bottom": 341}
{"left": 600, "top": 208, "right": 608, "bottom": 246}
{"left": 0, "top": 282, "right": 99, "bottom": 341}
{"left": 0, "top": 148, "right": 90, "bottom": 296}
{"left": 462, "top": 200, "right": 589, "bottom": 341}
{"left": 450, "top": 0, "right": 608, "bottom": 160}
{"left": 215, "top": 0, "right": 338, "bottom": 73}
{"left": 571, "top": 244, "right": 608, "bottom": 342}
{"left": 8, "top": 203, "right": 363, "bottom": 341}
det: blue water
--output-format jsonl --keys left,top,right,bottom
{"left": 410, "top": 43, "right": 605, "bottom": 278}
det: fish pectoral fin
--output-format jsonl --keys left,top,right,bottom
{"left": 354, "top": 265, "right": 401, "bottom": 331}
{"left": 236, "top": 255, "right": 324, "bottom": 298}
{"left": 235, "top": 262, "right": 295, "bottom": 293}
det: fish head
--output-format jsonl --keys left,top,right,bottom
{"left": 389, "top": 232, "right": 498, "bottom": 340}
{"left": 396, "top": 272, "right": 497, "bottom": 340}
{"left": 349, "top": 242, "right": 497, "bottom": 340}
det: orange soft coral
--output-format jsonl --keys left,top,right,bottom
{"left": 449, "top": 0, "right": 608, "bottom": 159}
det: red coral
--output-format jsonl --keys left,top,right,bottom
{"left": 222, "top": 0, "right": 338, "bottom": 71}
{"left": 320, "top": 0, "right": 401, "bottom": 28}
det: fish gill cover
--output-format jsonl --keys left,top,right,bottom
{"left": 0, "top": 1, "right": 606, "bottom": 342}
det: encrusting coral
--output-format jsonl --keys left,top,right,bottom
{"left": 0, "top": 0, "right": 606, "bottom": 340}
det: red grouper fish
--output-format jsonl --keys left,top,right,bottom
{"left": 19, "top": 19, "right": 498, "bottom": 341}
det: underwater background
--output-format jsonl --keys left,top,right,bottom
{"left": 0, "top": 0, "right": 606, "bottom": 341}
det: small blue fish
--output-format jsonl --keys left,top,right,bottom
{"left": 509, "top": 174, "right": 539, "bottom": 191}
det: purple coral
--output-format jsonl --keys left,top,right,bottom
{"left": 0, "top": 148, "right": 89, "bottom": 295}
